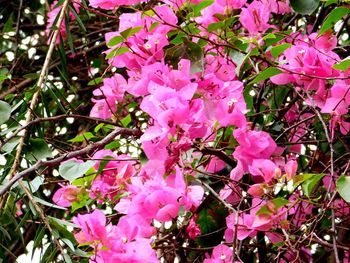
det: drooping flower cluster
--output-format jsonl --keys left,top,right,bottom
{"left": 47, "top": 0, "right": 350, "bottom": 261}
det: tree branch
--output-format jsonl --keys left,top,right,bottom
{"left": 0, "top": 127, "right": 141, "bottom": 196}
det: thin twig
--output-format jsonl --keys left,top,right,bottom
{"left": 0, "top": 114, "right": 122, "bottom": 150}
{"left": 0, "top": 127, "right": 141, "bottom": 196}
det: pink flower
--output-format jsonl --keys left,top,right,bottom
{"left": 46, "top": 1, "right": 81, "bottom": 44}
{"left": 144, "top": 189, "right": 180, "bottom": 222}
{"left": 225, "top": 212, "right": 256, "bottom": 241}
{"left": 53, "top": 185, "right": 81, "bottom": 207}
{"left": 15, "top": 200, "right": 23, "bottom": 217}
{"left": 204, "top": 244, "right": 234, "bottom": 263}
{"left": 73, "top": 209, "right": 108, "bottom": 244}
{"left": 186, "top": 217, "right": 201, "bottom": 240}
{"left": 249, "top": 159, "right": 281, "bottom": 183}
{"left": 231, "top": 128, "right": 277, "bottom": 180}
{"left": 260, "top": 0, "right": 291, "bottom": 14}
{"left": 240, "top": 1, "right": 271, "bottom": 34}
{"left": 217, "top": 0, "right": 246, "bottom": 9}
{"left": 247, "top": 183, "right": 265, "bottom": 197}
{"left": 285, "top": 160, "right": 297, "bottom": 180}
{"left": 89, "top": 0, "right": 141, "bottom": 9}
{"left": 90, "top": 74, "right": 127, "bottom": 119}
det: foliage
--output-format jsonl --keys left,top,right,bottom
{"left": 1, "top": 0, "right": 350, "bottom": 262}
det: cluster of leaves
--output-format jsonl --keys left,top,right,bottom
{"left": 1, "top": 0, "right": 350, "bottom": 262}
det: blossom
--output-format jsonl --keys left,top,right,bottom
{"left": 73, "top": 209, "right": 108, "bottom": 244}
{"left": 240, "top": 1, "right": 271, "bottom": 34}
{"left": 204, "top": 244, "right": 234, "bottom": 263}
{"left": 53, "top": 185, "right": 82, "bottom": 207}
{"left": 186, "top": 217, "right": 201, "bottom": 240}
{"left": 89, "top": 0, "right": 141, "bottom": 9}
{"left": 46, "top": 1, "right": 81, "bottom": 44}
{"left": 249, "top": 159, "right": 281, "bottom": 183}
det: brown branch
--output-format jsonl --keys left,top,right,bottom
{"left": 0, "top": 127, "right": 141, "bottom": 196}
{"left": 0, "top": 114, "right": 121, "bottom": 150}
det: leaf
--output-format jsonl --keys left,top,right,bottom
{"left": 207, "top": 21, "right": 225, "bottom": 32}
{"left": 3, "top": 13, "right": 13, "bottom": 33}
{"left": 48, "top": 216, "right": 79, "bottom": 229}
{"left": 191, "top": 0, "right": 215, "bottom": 17}
{"left": 336, "top": 175, "right": 350, "bottom": 202}
{"left": 332, "top": 58, "right": 350, "bottom": 71}
{"left": 2, "top": 137, "right": 20, "bottom": 153}
{"left": 68, "top": 132, "right": 96, "bottom": 142}
{"left": 105, "top": 46, "right": 129, "bottom": 59}
{"left": 301, "top": 173, "right": 325, "bottom": 197}
{"left": 21, "top": 176, "right": 44, "bottom": 193}
{"left": 23, "top": 73, "right": 40, "bottom": 79}
{"left": 62, "top": 238, "right": 75, "bottom": 252}
{"left": 27, "top": 138, "right": 52, "bottom": 161}
{"left": 87, "top": 77, "right": 103, "bottom": 86}
{"left": 120, "top": 26, "right": 143, "bottom": 39}
{"left": 270, "top": 43, "right": 292, "bottom": 58}
{"left": 121, "top": 114, "right": 132, "bottom": 127}
{"left": 63, "top": 253, "right": 73, "bottom": 263}
{"left": 272, "top": 198, "right": 289, "bottom": 208}
{"left": 0, "top": 101, "right": 11, "bottom": 125}
{"left": 319, "top": 7, "right": 350, "bottom": 35}
{"left": 59, "top": 160, "right": 95, "bottom": 182}
{"left": 107, "top": 35, "right": 124, "bottom": 47}
{"left": 149, "top": 22, "right": 159, "bottom": 32}
{"left": 250, "top": 67, "right": 283, "bottom": 85}
{"left": 32, "top": 196, "right": 67, "bottom": 210}
{"left": 69, "top": 4, "right": 86, "bottom": 32}
{"left": 290, "top": 0, "right": 320, "bottom": 15}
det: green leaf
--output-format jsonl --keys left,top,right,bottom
{"left": 48, "top": 216, "right": 79, "bottom": 229}
{"left": 290, "top": 0, "right": 320, "bottom": 15}
{"left": 332, "top": 58, "right": 350, "bottom": 71}
{"left": 262, "top": 33, "right": 276, "bottom": 40}
{"left": 2, "top": 137, "right": 20, "bottom": 153}
{"left": 68, "top": 132, "right": 96, "bottom": 142}
{"left": 105, "top": 46, "right": 129, "bottom": 59}
{"left": 149, "top": 22, "right": 159, "bottom": 32}
{"left": 270, "top": 43, "right": 292, "bottom": 58}
{"left": 272, "top": 198, "right": 289, "bottom": 208}
{"left": 107, "top": 35, "right": 125, "bottom": 47}
{"left": 23, "top": 73, "right": 40, "bottom": 79}
{"left": 250, "top": 67, "right": 283, "bottom": 85}
{"left": 32, "top": 196, "right": 67, "bottom": 210}
{"left": 0, "top": 101, "right": 11, "bottom": 125}
{"left": 301, "top": 173, "right": 325, "bottom": 197}
{"left": 3, "top": 13, "right": 13, "bottom": 33}
{"left": 69, "top": 4, "right": 86, "bottom": 32}
{"left": 120, "top": 26, "right": 143, "bottom": 39}
{"left": 121, "top": 114, "right": 132, "bottom": 127}
{"left": 26, "top": 138, "right": 52, "bottom": 161}
{"left": 256, "top": 205, "right": 273, "bottom": 216}
{"left": 33, "top": 225, "right": 45, "bottom": 251}
{"left": 207, "top": 21, "right": 225, "bottom": 32}
{"left": 191, "top": 0, "right": 215, "bottom": 17}
{"left": 336, "top": 175, "right": 350, "bottom": 202}
{"left": 319, "top": 7, "right": 350, "bottom": 35}
{"left": 87, "top": 77, "right": 103, "bottom": 86}
{"left": 94, "top": 123, "right": 105, "bottom": 133}
{"left": 59, "top": 160, "right": 95, "bottom": 182}
{"left": 63, "top": 253, "right": 73, "bottom": 263}
{"left": 21, "top": 176, "right": 44, "bottom": 193}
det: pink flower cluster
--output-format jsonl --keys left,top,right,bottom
{"left": 49, "top": 0, "right": 350, "bottom": 261}
{"left": 45, "top": 0, "right": 81, "bottom": 44}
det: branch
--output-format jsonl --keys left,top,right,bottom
{"left": 8, "top": 0, "right": 71, "bottom": 181}
{"left": 198, "top": 146, "right": 236, "bottom": 167}
{"left": 0, "top": 127, "right": 141, "bottom": 196}
{"left": 0, "top": 114, "right": 122, "bottom": 150}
